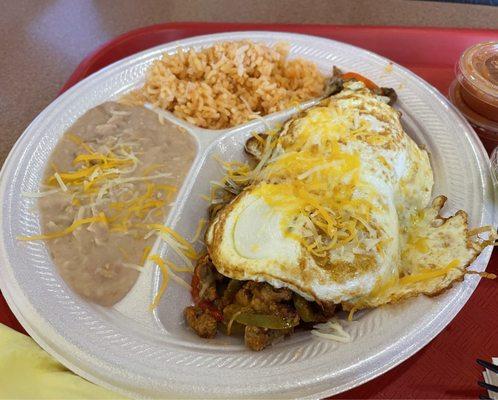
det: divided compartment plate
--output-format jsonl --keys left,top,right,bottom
{"left": 0, "top": 31, "right": 494, "bottom": 399}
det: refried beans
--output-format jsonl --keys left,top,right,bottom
{"left": 37, "top": 102, "right": 196, "bottom": 306}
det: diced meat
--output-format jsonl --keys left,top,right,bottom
{"left": 235, "top": 282, "right": 297, "bottom": 320}
{"left": 244, "top": 326, "right": 272, "bottom": 351}
{"left": 374, "top": 87, "right": 397, "bottom": 105}
{"left": 244, "top": 326, "right": 293, "bottom": 351}
{"left": 184, "top": 306, "right": 218, "bottom": 339}
{"left": 234, "top": 285, "right": 252, "bottom": 306}
{"left": 320, "top": 301, "right": 336, "bottom": 318}
{"left": 259, "top": 284, "right": 292, "bottom": 302}
{"left": 203, "top": 286, "right": 218, "bottom": 302}
{"left": 184, "top": 255, "right": 338, "bottom": 350}
{"left": 324, "top": 75, "right": 344, "bottom": 97}
{"left": 194, "top": 254, "right": 220, "bottom": 302}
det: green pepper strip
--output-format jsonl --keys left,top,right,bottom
{"left": 293, "top": 295, "right": 316, "bottom": 323}
{"left": 234, "top": 312, "right": 298, "bottom": 330}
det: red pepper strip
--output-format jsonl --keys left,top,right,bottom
{"left": 191, "top": 272, "right": 201, "bottom": 302}
{"left": 198, "top": 300, "right": 224, "bottom": 322}
{"left": 341, "top": 72, "right": 379, "bottom": 90}
{"left": 190, "top": 268, "right": 224, "bottom": 321}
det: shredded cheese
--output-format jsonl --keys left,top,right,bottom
{"left": 362, "top": 259, "right": 463, "bottom": 307}
{"left": 227, "top": 309, "right": 244, "bottom": 336}
{"left": 312, "top": 319, "right": 352, "bottom": 343}
{"left": 212, "top": 105, "right": 382, "bottom": 255}
{"left": 22, "top": 133, "right": 178, "bottom": 242}
{"left": 148, "top": 254, "right": 192, "bottom": 309}
{"left": 53, "top": 172, "right": 68, "bottom": 192}
{"left": 145, "top": 224, "right": 197, "bottom": 260}
{"left": 18, "top": 213, "right": 107, "bottom": 241}
{"left": 141, "top": 246, "right": 152, "bottom": 265}
{"left": 155, "top": 231, "right": 194, "bottom": 269}
{"left": 122, "top": 263, "right": 143, "bottom": 271}
{"left": 66, "top": 133, "right": 95, "bottom": 154}
{"left": 149, "top": 256, "right": 169, "bottom": 310}
{"left": 21, "top": 189, "right": 61, "bottom": 198}
{"left": 192, "top": 218, "right": 207, "bottom": 243}
{"left": 399, "top": 259, "right": 460, "bottom": 285}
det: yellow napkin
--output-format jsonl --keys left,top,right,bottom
{"left": 0, "top": 324, "right": 124, "bottom": 399}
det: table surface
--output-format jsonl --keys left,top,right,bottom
{"left": 2, "top": 0, "right": 498, "bottom": 167}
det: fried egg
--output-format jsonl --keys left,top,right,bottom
{"left": 206, "top": 81, "right": 493, "bottom": 310}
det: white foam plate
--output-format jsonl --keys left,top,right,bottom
{"left": 0, "top": 32, "right": 495, "bottom": 399}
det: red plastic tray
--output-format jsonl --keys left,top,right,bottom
{"left": 4, "top": 23, "right": 498, "bottom": 399}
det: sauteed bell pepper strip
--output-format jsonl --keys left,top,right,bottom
{"left": 191, "top": 269, "right": 224, "bottom": 321}
{"left": 341, "top": 72, "right": 379, "bottom": 90}
{"left": 293, "top": 295, "right": 316, "bottom": 323}
{"left": 224, "top": 304, "right": 298, "bottom": 330}
{"left": 191, "top": 271, "right": 201, "bottom": 300}
{"left": 235, "top": 313, "right": 298, "bottom": 330}
{"left": 199, "top": 300, "right": 223, "bottom": 322}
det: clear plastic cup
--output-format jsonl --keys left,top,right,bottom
{"left": 449, "top": 41, "right": 498, "bottom": 153}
